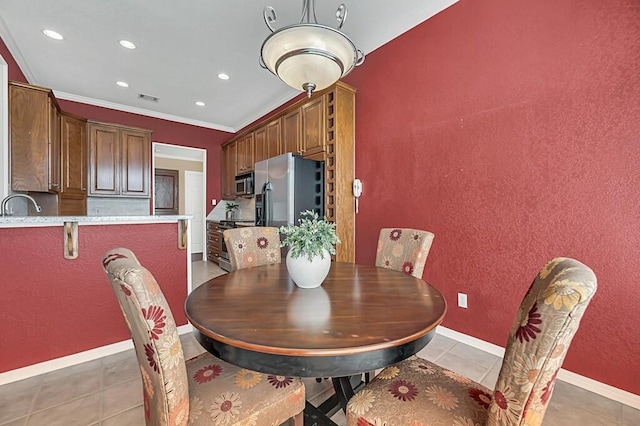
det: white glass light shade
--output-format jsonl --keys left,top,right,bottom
{"left": 261, "top": 24, "right": 358, "bottom": 92}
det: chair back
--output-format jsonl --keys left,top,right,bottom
{"left": 102, "top": 248, "right": 189, "bottom": 426}
{"left": 375, "top": 228, "right": 435, "bottom": 278}
{"left": 223, "top": 226, "right": 281, "bottom": 271}
{"left": 488, "top": 257, "right": 597, "bottom": 425}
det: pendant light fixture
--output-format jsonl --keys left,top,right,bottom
{"left": 259, "top": 0, "right": 365, "bottom": 97}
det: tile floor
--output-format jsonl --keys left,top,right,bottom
{"left": 1, "top": 260, "right": 638, "bottom": 425}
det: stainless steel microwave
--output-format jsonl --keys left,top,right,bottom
{"left": 235, "top": 172, "right": 254, "bottom": 197}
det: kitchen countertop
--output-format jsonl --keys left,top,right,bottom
{"left": 0, "top": 215, "right": 192, "bottom": 228}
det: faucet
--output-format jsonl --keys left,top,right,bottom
{"left": 1, "top": 194, "right": 43, "bottom": 217}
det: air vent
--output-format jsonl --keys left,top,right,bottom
{"left": 138, "top": 93, "right": 159, "bottom": 103}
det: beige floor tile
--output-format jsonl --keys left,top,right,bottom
{"left": 39, "top": 359, "right": 102, "bottom": 385}
{"left": 303, "top": 378, "right": 335, "bottom": 407}
{"left": 544, "top": 400, "right": 616, "bottom": 425}
{"left": 0, "top": 376, "right": 40, "bottom": 424}
{"left": 27, "top": 392, "right": 101, "bottom": 426}
{"left": 431, "top": 352, "right": 490, "bottom": 383}
{"left": 549, "top": 380, "right": 622, "bottom": 423}
{"left": 102, "top": 351, "right": 139, "bottom": 388}
{"left": 479, "top": 364, "right": 501, "bottom": 390}
{"left": 446, "top": 342, "right": 501, "bottom": 369}
{"left": 102, "top": 404, "right": 144, "bottom": 426}
{"left": 102, "top": 378, "right": 143, "bottom": 419}
{"left": 622, "top": 404, "right": 640, "bottom": 426}
{"left": 31, "top": 369, "right": 100, "bottom": 412}
{"left": 180, "top": 333, "right": 207, "bottom": 360}
{"left": 191, "top": 260, "right": 225, "bottom": 288}
{"left": 331, "top": 409, "right": 347, "bottom": 426}
{"left": 417, "top": 332, "right": 458, "bottom": 361}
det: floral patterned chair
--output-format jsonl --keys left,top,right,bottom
{"left": 375, "top": 228, "right": 435, "bottom": 278}
{"left": 346, "top": 257, "right": 597, "bottom": 426}
{"left": 102, "top": 248, "right": 304, "bottom": 426}
{"left": 223, "top": 226, "right": 281, "bottom": 271}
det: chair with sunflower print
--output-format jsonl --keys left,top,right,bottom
{"left": 223, "top": 226, "right": 282, "bottom": 271}
{"left": 375, "top": 228, "right": 435, "bottom": 278}
{"left": 102, "top": 248, "right": 304, "bottom": 426}
{"left": 346, "top": 257, "right": 597, "bottom": 426}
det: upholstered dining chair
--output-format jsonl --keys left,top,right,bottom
{"left": 346, "top": 257, "right": 597, "bottom": 426}
{"left": 223, "top": 226, "right": 281, "bottom": 271}
{"left": 375, "top": 228, "right": 435, "bottom": 278}
{"left": 102, "top": 248, "right": 304, "bottom": 426}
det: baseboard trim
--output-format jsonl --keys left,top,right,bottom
{"left": 436, "top": 326, "right": 640, "bottom": 410}
{"left": 0, "top": 324, "right": 194, "bottom": 386}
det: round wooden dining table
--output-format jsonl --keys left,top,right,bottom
{"left": 185, "top": 262, "right": 446, "bottom": 422}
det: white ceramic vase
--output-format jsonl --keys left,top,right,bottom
{"left": 286, "top": 249, "right": 331, "bottom": 289}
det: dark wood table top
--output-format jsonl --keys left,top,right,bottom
{"left": 185, "top": 262, "right": 447, "bottom": 377}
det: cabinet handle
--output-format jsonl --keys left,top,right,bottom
{"left": 51, "top": 183, "right": 59, "bottom": 187}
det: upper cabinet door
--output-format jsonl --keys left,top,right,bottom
{"left": 266, "top": 118, "right": 282, "bottom": 158}
{"left": 237, "top": 133, "right": 255, "bottom": 173}
{"left": 120, "top": 129, "right": 151, "bottom": 197}
{"left": 301, "top": 97, "right": 325, "bottom": 157}
{"left": 60, "top": 113, "right": 87, "bottom": 196}
{"left": 9, "top": 82, "right": 60, "bottom": 193}
{"left": 282, "top": 108, "right": 301, "bottom": 155}
{"left": 88, "top": 124, "right": 120, "bottom": 196}
{"left": 254, "top": 127, "right": 268, "bottom": 164}
{"left": 221, "top": 141, "right": 238, "bottom": 199}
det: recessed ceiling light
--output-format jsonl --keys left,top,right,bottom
{"left": 116, "top": 81, "right": 129, "bottom": 88}
{"left": 218, "top": 73, "right": 230, "bottom": 80}
{"left": 43, "top": 29, "right": 63, "bottom": 40}
{"left": 119, "top": 40, "right": 136, "bottom": 49}
{"left": 195, "top": 101, "right": 205, "bottom": 106}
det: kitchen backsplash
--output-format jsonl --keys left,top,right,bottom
{"left": 207, "top": 198, "right": 255, "bottom": 222}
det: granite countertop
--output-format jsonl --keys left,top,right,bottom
{"left": 0, "top": 215, "right": 192, "bottom": 228}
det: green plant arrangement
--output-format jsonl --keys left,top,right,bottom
{"left": 280, "top": 210, "right": 340, "bottom": 261}
{"left": 225, "top": 202, "right": 239, "bottom": 212}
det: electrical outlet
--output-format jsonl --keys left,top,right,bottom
{"left": 211, "top": 199, "right": 217, "bottom": 206}
{"left": 457, "top": 293, "right": 468, "bottom": 309}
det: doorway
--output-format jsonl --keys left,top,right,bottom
{"left": 152, "top": 143, "right": 207, "bottom": 258}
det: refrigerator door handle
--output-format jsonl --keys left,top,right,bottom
{"left": 264, "top": 181, "right": 273, "bottom": 227}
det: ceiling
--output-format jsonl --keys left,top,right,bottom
{"left": 0, "top": 0, "right": 457, "bottom": 133}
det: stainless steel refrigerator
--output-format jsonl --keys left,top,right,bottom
{"left": 254, "top": 153, "right": 324, "bottom": 227}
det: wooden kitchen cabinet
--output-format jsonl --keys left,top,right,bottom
{"left": 266, "top": 119, "right": 282, "bottom": 158}
{"left": 59, "top": 112, "right": 88, "bottom": 215}
{"left": 301, "top": 96, "right": 325, "bottom": 158}
{"left": 282, "top": 109, "right": 301, "bottom": 155}
{"left": 255, "top": 119, "right": 283, "bottom": 164}
{"left": 207, "top": 221, "right": 221, "bottom": 264}
{"left": 88, "top": 122, "right": 151, "bottom": 197}
{"left": 221, "top": 141, "right": 237, "bottom": 199}
{"left": 9, "top": 81, "right": 61, "bottom": 193}
{"left": 219, "top": 82, "right": 355, "bottom": 263}
{"left": 236, "top": 133, "right": 254, "bottom": 173}
{"left": 254, "top": 127, "right": 268, "bottom": 164}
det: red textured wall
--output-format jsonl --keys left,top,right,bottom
{"left": 0, "top": 38, "right": 26, "bottom": 82}
{"left": 343, "top": 0, "right": 640, "bottom": 395}
{"left": 0, "top": 223, "right": 188, "bottom": 372}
